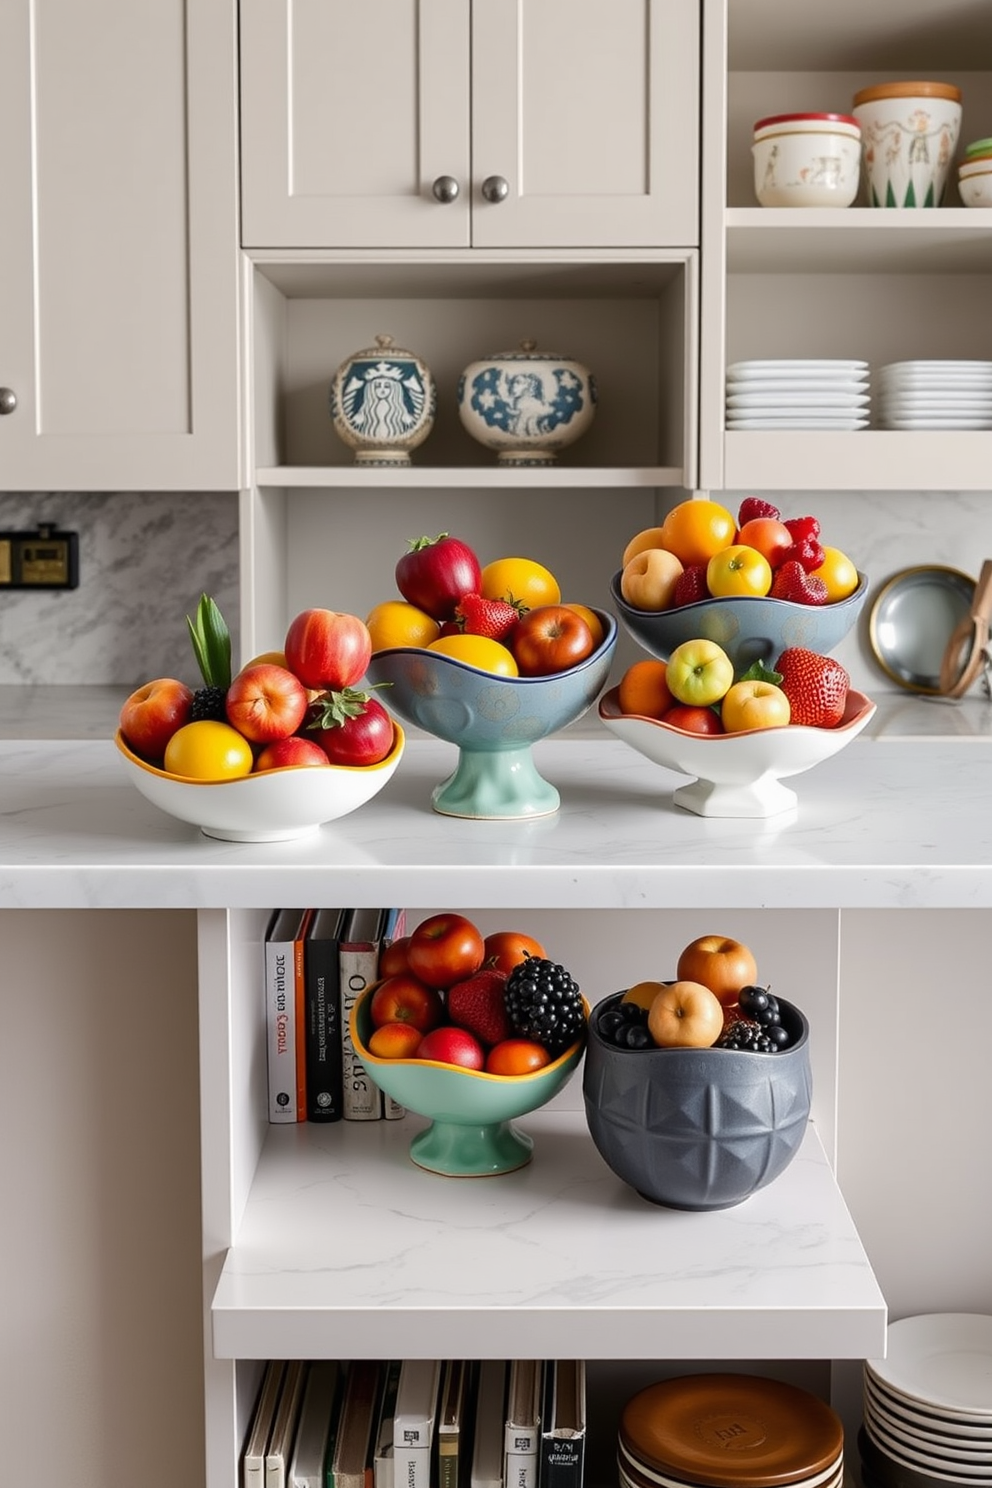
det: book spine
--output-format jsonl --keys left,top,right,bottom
{"left": 306, "top": 918, "right": 345, "bottom": 1123}
{"left": 393, "top": 1443, "right": 430, "bottom": 1488}
{"left": 438, "top": 1436, "right": 459, "bottom": 1488}
{"left": 504, "top": 1442, "right": 539, "bottom": 1488}
{"left": 292, "top": 914, "right": 312, "bottom": 1123}
{"left": 540, "top": 1438, "right": 585, "bottom": 1488}
{"left": 340, "top": 938, "right": 384, "bottom": 1121}
{"left": 266, "top": 933, "right": 299, "bottom": 1124}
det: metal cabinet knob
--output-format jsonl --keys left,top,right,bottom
{"left": 481, "top": 175, "right": 509, "bottom": 203}
{"left": 432, "top": 175, "right": 460, "bottom": 204}
{"left": 0, "top": 387, "right": 17, "bottom": 415}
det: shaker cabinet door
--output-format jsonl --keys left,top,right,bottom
{"left": 0, "top": 0, "right": 241, "bottom": 491}
{"left": 471, "top": 0, "right": 699, "bottom": 248}
{"left": 239, "top": 0, "right": 472, "bottom": 249}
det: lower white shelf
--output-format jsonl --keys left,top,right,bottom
{"left": 211, "top": 1111, "right": 886, "bottom": 1363}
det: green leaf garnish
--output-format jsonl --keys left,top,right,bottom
{"left": 186, "top": 594, "right": 232, "bottom": 689}
{"left": 738, "top": 659, "right": 783, "bottom": 686}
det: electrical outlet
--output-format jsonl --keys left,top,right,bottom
{"left": 0, "top": 526, "right": 79, "bottom": 589}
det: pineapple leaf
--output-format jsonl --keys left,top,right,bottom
{"left": 186, "top": 594, "right": 232, "bottom": 689}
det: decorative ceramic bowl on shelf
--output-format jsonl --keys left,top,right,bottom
{"left": 349, "top": 987, "right": 589, "bottom": 1176}
{"left": 583, "top": 990, "right": 812, "bottom": 1210}
{"left": 852, "top": 81, "right": 962, "bottom": 207}
{"left": 598, "top": 687, "right": 876, "bottom": 818}
{"left": 365, "top": 610, "right": 617, "bottom": 820}
{"left": 457, "top": 340, "right": 597, "bottom": 464}
{"left": 609, "top": 570, "right": 869, "bottom": 674}
{"left": 328, "top": 333, "right": 436, "bottom": 465}
{"left": 114, "top": 725, "right": 404, "bottom": 842}
{"left": 957, "top": 160, "right": 992, "bottom": 207}
{"left": 752, "top": 112, "right": 861, "bottom": 207}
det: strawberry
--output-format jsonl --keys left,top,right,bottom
{"left": 446, "top": 968, "right": 512, "bottom": 1046}
{"left": 738, "top": 497, "right": 780, "bottom": 526}
{"left": 784, "top": 515, "right": 821, "bottom": 542}
{"left": 770, "top": 560, "right": 828, "bottom": 605}
{"left": 455, "top": 592, "right": 522, "bottom": 643}
{"left": 775, "top": 647, "right": 850, "bottom": 727}
{"left": 781, "top": 536, "right": 826, "bottom": 572}
{"left": 672, "top": 563, "right": 709, "bottom": 606}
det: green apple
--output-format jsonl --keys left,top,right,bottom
{"left": 666, "top": 638, "right": 734, "bottom": 707}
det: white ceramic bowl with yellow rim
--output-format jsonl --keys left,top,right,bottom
{"left": 752, "top": 112, "right": 861, "bottom": 207}
{"left": 115, "top": 724, "right": 404, "bottom": 841}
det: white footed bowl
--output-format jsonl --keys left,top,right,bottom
{"left": 599, "top": 689, "right": 876, "bottom": 818}
{"left": 752, "top": 113, "right": 861, "bottom": 207}
{"left": 115, "top": 726, "right": 404, "bottom": 841}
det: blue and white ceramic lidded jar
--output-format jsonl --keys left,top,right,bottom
{"left": 329, "top": 333, "right": 436, "bottom": 465}
{"left": 457, "top": 339, "right": 597, "bottom": 465}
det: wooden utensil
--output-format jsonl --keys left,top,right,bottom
{"left": 939, "top": 558, "right": 992, "bottom": 697}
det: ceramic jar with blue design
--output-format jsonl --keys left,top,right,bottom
{"left": 457, "top": 340, "right": 596, "bottom": 465}
{"left": 329, "top": 334, "right": 436, "bottom": 465}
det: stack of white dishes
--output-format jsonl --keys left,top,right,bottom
{"left": 860, "top": 1312, "right": 992, "bottom": 1488}
{"left": 726, "top": 360, "right": 870, "bottom": 429}
{"left": 876, "top": 362, "right": 992, "bottom": 430}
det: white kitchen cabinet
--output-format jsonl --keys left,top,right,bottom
{"left": 698, "top": 0, "right": 992, "bottom": 492}
{"left": 239, "top": 0, "right": 699, "bottom": 251}
{"left": 0, "top": 0, "right": 241, "bottom": 491}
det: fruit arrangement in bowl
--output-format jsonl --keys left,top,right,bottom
{"left": 349, "top": 913, "right": 588, "bottom": 1176}
{"left": 364, "top": 532, "right": 617, "bottom": 819}
{"left": 115, "top": 597, "right": 403, "bottom": 842}
{"left": 612, "top": 496, "right": 868, "bottom": 672}
{"left": 583, "top": 932, "right": 812, "bottom": 1210}
{"left": 599, "top": 640, "right": 876, "bottom": 817}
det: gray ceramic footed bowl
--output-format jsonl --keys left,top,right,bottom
{"left": 583, "top": 991, "right": 811, "bottom": 1210}
{"left": 610, "top": 570, "right": 868, "bottom": 673}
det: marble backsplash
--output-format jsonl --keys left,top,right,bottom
{"left": 1, "top": 485, "right": 990, "bottom": 696}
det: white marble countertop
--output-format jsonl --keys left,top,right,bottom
{"left": 3, "top": 728, "right": 992, "bottom": 908}
{"left": 211, "top": 1113, "right": 886, "bottom": 1363}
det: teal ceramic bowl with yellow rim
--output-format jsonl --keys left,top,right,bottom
{"left": 350, "top": 986, "right": 589, "bottom": 1176}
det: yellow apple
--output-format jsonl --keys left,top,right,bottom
{"left": 647, "top": 980, "right": 724, "bottom": 1049}
{"left": 666, "top": 638, "right": 734, "bottom": 707}
{"left": 706, "top": 544, "right": 773, "bottom": 598}
{"left": 721, "top": 679, "right": 791, "bottom": 733}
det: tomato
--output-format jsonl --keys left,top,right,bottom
{"left": 284, "top": 608, "right": 372, "bottom": 691}
{"left": 661, "top": 704, "right": 725, "bottom": 735}
{"left": 658, "top": 499, "right": 737, "bottom": 566}
{"left": 407, "top": 913, "right": 485, "bottom": 989}
{"left": 511, "top": 605, "right": 595, "bottom": 676}
{"left": 162, "top": 720, "right": 254, "bottom": 780}
{"left": 480, "top": 556, "right": 560, "bottom": 610}
{"left": 706, "top": 544, "right": 773, "bottom": 599}
{"left": 365, "top": 599, "right": 441, "bottom": 651}
{"left": 427, "top": 634, "right": 518, "bottom": 675}
{"left": 485, "top": 1039, "right": 552, "bottom": 1076}
{"left": 483, "top": 930, "right": 547, "bottom": 975}
{"left": 308, "top": 693, "right": 395, "bottom": 766}
{"left": 395, "top": 533, "right": 482, "bottom": 621}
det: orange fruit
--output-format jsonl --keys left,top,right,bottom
{"left": 427, "top": 634, "right": 519, "bottom": 675}
{"left": 621, "top": 980, "right": 668, "bottom": 1010}
{"left": 366, "top": 599, "right": 441, "bottom": 651}
{"left": 485, "top": 1038, "right": 553, "bottom": 1076}
{"left": 622, "top": 526, "right": 668, "bottom": 567}
{"left": 811, "top": 546, "right": 860, "bottom": 603}
{"left": 240, "top": 650, "right": 288, "bottom": 671}
{"left": 162, "top": 720, "right": 254, "bottom": 781}
{"left": 368, "top": 1022, "right": 424, "bottom": 1060}
{"left": 480, "top": 557, "right": 560, "bottom": 609}
{"left": 617, "top": 659, "right": 674, "bottom": 718}
{"left": 659, "top": 499, "right": 737, "bottom": 567}
{"left": 563, "top": 602, "right": 605, "bottom": 647}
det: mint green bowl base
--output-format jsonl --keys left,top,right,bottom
{"left": 350, "top": 990, "right": 588, "bottom": 1176}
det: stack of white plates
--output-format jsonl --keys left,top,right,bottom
{"left": 860, "top": 1313, "right": 992, "bottom": 1488}
{"left": 726, "top": 360, "right": 870, "bottom": 429}
{"left": 876, "top": 362, "right": 992, "bottom": 430}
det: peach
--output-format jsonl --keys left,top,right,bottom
{"left": 620, "top": 548, "right": 684, "bottom": 611}
{"left": 119, "top": 677, "right": 194, "bottom": 760}
{"left": 368, "top": 1022, "right": 424, "bottom": 1060}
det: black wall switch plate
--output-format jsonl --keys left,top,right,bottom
{"left": 0, "top": 527, "right": 79, "bottom": 589}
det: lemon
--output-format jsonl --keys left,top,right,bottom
{"left": 811, "top": 546, "right": 860, "bottom": 603}
{"left": 427, "top": 634, "right": 519, "bottom": 675}
{"left": 163, "top": 720, "right": 254, "bottom": 781}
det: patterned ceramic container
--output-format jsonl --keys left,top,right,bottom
{"left": 853, "top": 82, "right": 962, "bottom": 208}
{"left": 457, "top": 340, "right": 596, "bottom": 464}
{"left": 752, "top": 113, "right": 861, "bottom": 207}
{"left": 329, "top": 333, "right": 436, "bottom": 465}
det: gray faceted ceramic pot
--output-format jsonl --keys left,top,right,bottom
{"left": 583, "top": 991, "right": 811, "bottom": 1210}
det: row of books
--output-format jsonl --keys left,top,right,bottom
{"left": 244, "top": 1357, "right": 586, "bottom": 1488}
{"left": 265, "top": 907, "right": 406, "bottom": 1124}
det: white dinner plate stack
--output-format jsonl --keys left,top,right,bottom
{"left": 860, "top": 1313, "right": 992, "bottom": 1488}
{"left": 876, "top": 362, "right": 992, "bottom": 430}
{"left": 725, "top": 360, "right": 871, "bottom": 429}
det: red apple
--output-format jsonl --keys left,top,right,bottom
{"left": 254, "top": 736, "right": 330, "bottom": 771}
{"left": 284, "top": 608, "right": 372, "bottom": 691}
{"left": 119, "top": 678, "right": 194, "bottom": 759}
{"left": 225, "top": 663, "right": 308, "bottom": 743}
{"left": 647, "top": 980, "right": 724, "bottom": 1049}
{"left": 308, "top": 694, "right": 395, "bottom": 767}
{"left": 369, "top": 973, "right": 444, "bottom": 1033}
{"left": 415, "top": 1025, "right": 486, "bottom": 1070}
{"left": 676, "top": 934, "right": 759, "bottom": 1009}
{"left": 482, "top": 930, "right": 547, "bottom": 975}
{"left": 378, "top": 935, "right": 412, "bottom": 978}
{"left": 511, "top": 605, "right": 595, "bottom": 676}
{"left": 395, "top": 533, "right": 483, "bottom": 621}
{"left": 662, "top": 704, "right": 725, "bottom": 735}
{"left": 406, "top": 913, "right": 485, "bottom": 989}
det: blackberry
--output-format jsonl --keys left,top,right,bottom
{"left": 504, "top": 955, "right": 586, "bottom": 1055}
{"left": 716, "top": 1017, "right": 776, "bottom": 1054}
{"left": 191, "top": 685, "right": 228, "bottom": 722}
